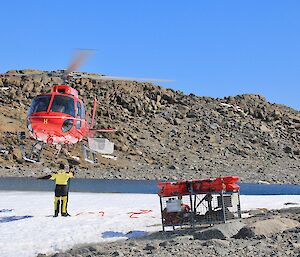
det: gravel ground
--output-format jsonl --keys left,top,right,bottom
{"left": 37, "top": 207, "right": 300, "bottom": 257}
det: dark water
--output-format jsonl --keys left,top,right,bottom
{"left": 0, "top": 177, "right": 300, "bottom": 195}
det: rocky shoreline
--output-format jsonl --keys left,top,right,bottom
{"left": 37, "top": 207, "right": 300, "bottom": 257}
{"left": 0, "top": 156, "right": 299, "bottom": 185}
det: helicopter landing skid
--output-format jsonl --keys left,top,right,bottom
{"left": 82, "top": 144, "right": 98, "bottom": 164}
{"left": 18, "top": 132, "right": 44, "bottom": 163}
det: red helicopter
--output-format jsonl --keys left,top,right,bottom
{"left": 1, "top": 51, "right": 171, "bottom": 163}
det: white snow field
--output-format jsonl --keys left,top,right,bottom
{"left": 0, "top": 191, "right": 299, "bottom": 257}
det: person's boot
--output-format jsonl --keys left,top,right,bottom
{"left": 54, "top": 198, "right": 60, "bottom": 217}
{"left": 61, "top": 196, "right": 70, "bottom": 216}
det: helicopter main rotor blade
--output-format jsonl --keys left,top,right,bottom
{"left": 72, "top": 74, "right": 173, "bottom": 83}
{"left": 64, "top": 50, "right": 93, "bottom": 76}
{"left": 0, "top": 72, "right": 173, "bottom": 83}
{"left": 0, "top": 73, "right": 45, "bottom": 77}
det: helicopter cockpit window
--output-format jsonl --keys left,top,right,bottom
{"left": 29, "top": 96, "right": 51, "bottom": 114}
{"left": 50, "top": 95, "right": 75, "bottom": 117}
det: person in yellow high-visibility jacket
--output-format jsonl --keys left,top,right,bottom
{"left": 39, "top": 163, "right": 74, "bottom": 217}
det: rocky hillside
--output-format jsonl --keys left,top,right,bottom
{"left": 0, "top": 70, "right": 299, "bottom": 183}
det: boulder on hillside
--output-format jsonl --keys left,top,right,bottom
{"left": 234, "top": 217, "right": 300, "bottom": 239}
{"left": 193, "top": 220, "right": 245, "bottom": 240}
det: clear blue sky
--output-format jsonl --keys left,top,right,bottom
{"left": 1, "top": 1, "right": 299, "bottom": 110}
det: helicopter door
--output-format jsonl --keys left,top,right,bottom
{"left": 76, "top": 101, "right": 82, "bottom": 129}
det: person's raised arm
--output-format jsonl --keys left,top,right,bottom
{"left": 37, "top": 174, "right": 52, "bottom": 180}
